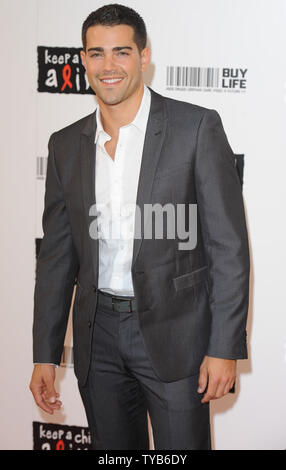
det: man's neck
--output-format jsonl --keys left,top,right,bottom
{"left": 97, "top": 82, "right": 145, "bottom": 138}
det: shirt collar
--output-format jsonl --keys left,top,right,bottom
{"left": 94, "top": 84, "right": 151, "bottom": 143}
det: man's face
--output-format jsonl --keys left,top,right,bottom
{"left": 80, "top": 24, "right": 150, "bottom": 106}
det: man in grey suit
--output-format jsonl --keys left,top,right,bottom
{"left": 30, "top": 4, "right": 250, "bottom": 450}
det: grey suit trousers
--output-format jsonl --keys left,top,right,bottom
{"left": 78, "top": 290, "right": 211, "bottom": 450}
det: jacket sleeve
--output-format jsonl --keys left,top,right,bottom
{"left": 33, "top": 132, "right": 79, "bottom": 365}
{"left": 194, "top": 109, "right": 250, "bottom": 359}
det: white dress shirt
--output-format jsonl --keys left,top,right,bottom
{"left": 95, "top": 84, "right": 151, "bottom": 297}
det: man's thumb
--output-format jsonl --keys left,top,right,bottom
{"left": 44, "top": 373, "right": 57, "bottom": 402}
{"left": 48, "top": 394, "right": 56, "bottom": 403}
{"left": 197, "top": 367, "right": 208, "bottom": 393}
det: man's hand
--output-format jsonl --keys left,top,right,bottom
{"left": 29, "top": 364, "right": 62, "bottom": 414}
{"left": 198, "top": 356, "right": 236, "bottom": 404}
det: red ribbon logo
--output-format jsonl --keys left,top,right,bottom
{"left": 61, "top": 64, "right": 72, "bottom": 91}
{"left": 56, "top": 439, "right": 65, "bottom": 450}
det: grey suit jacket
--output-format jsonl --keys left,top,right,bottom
{"left": 33, "top": 86, "right": 250, "bottom": 386}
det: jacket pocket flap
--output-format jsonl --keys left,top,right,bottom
{"left": 173, "top": 265, "right": 208, "bottom": 291}
{"left": 155, "top": 162, "right": 192, "bottom": 179}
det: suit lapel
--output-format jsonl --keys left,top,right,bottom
{"left": 131, "top": 87, "right": 168, "bottom": 268}
{"left": 80, "top": 110, "right": 98, "bottom": 283}
{"left": 79, "top": 87, "right": 168, "bottom": 284}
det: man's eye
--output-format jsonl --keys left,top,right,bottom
{"left": 89, "top": 51, "right": 128, "bottom": 58}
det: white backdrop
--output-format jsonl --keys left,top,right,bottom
{"left": 1, "top": 0, "right": 286, "bottom": 450}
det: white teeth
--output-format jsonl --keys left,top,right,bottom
{"left": 101, "top": 78, "right": 123, "bottom": 83}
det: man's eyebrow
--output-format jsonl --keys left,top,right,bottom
{"left": 87, "top": 46, "right": 133, "bottom": 52}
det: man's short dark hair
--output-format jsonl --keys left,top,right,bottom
{"left": 82, "top": 4, "right": 147, "bottom": 53}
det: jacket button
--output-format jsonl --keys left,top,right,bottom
{"left": 88, "top": 321, "right": 92, "bottom": 328}
{"left": 92, "top": 285, "right": 97, "bottom": 292}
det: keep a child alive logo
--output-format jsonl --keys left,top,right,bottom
{"left": 37, "top": 46, "right": 94, "bottom": 94}
{"left": 33, "top": 422, "right": 92, "bottom": 450}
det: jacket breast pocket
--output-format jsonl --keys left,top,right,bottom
{"left": 154, "top": 162, "right": 192, "bottom": 180}
{"left": 173, "top": 265, "right": 208, "bottom": 292}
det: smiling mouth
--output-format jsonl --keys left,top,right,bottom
{"left": 100, "top": 78, "right": 124, "bottom": 84}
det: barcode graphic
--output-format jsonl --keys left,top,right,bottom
{"left": 37, "top": 156, "right": 47, "bottom": 179}
{"left": 167, "top": 66, "right": 220, "bottom": 88}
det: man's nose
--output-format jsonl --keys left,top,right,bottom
{"left": 102, "top": 53, "right": 116, "bottom": 72}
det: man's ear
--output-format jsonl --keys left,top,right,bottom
{"left": 80, "top": 50, "right": 87, "bottom": 70}
{"left": 140, "top": 46, "right": 151, "bottom": 73}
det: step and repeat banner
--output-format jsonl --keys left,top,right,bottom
{"left": 1, "top": 0, "right": 286, "bottom": 450}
